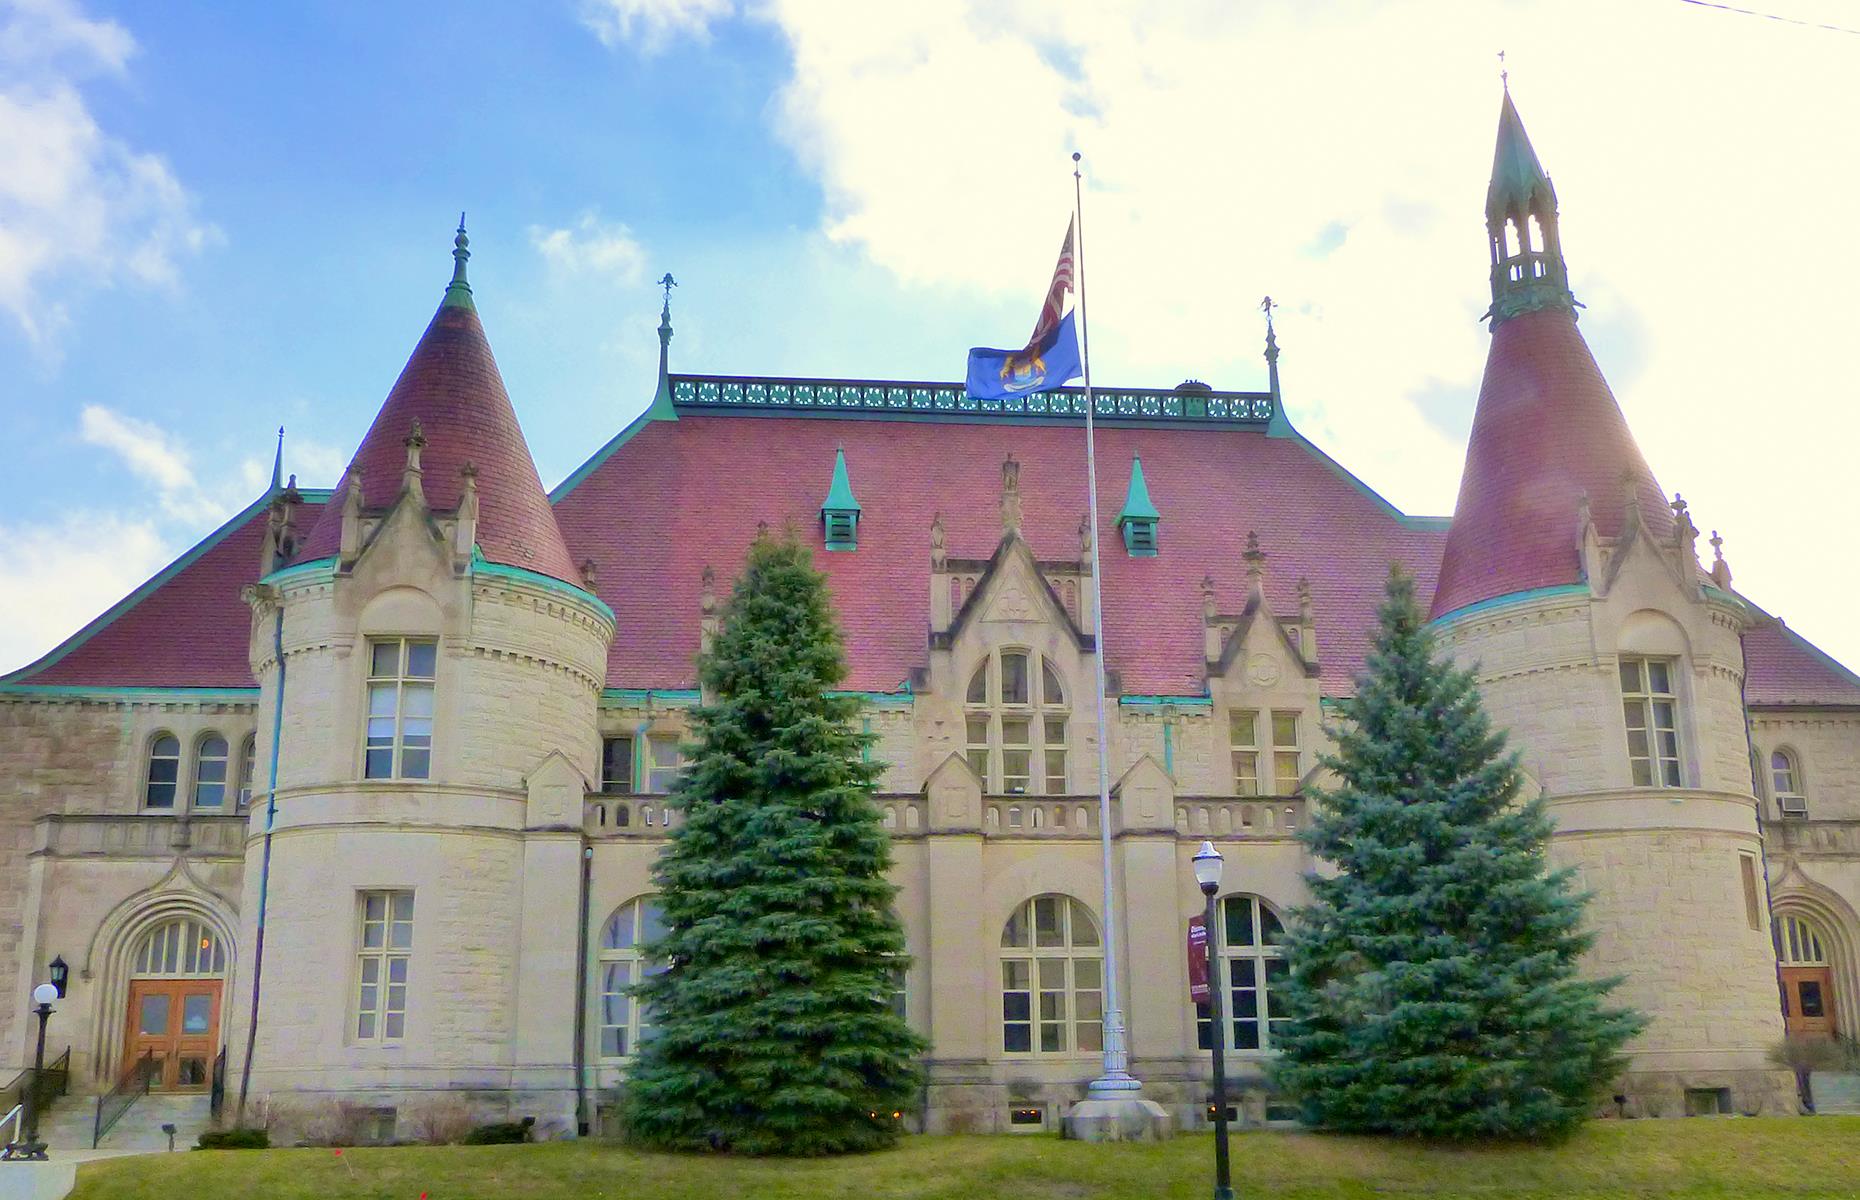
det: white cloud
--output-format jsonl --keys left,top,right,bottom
{"left": 580, "top": 0, "right": 732, "bottom": 52}
{"left": 751, "top": 0, "right": 1860, "bottom": 667}
{"left": 0, "top": 511, "right": 168, "bottom": 675}
{"left": 0, "top": 0, "right": 214, "bottom": 350}
{"left": 78, "top": 403, "right": 232, "bottom": 524}
{"left": 530, "top": 213, "right": 647, "bottom": 282}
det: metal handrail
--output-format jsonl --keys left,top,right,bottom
{"left": 0, "top": 1046, "right": 69, "bottom": 1129}
{"left": 208, "top": 1047, "right": 227, "bottom": 1120}
{"left": 93, "top": 1051, "right": 156, "bottom": 1149}
{"left": 1, "top": 1102, "right": 20, "bottom": 1146}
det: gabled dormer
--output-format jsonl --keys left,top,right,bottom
{"left": 821, "top": 445, "right": 861, "bottom": 551}
{"left": 1116, "top": 455, "right": 1159, "bottom": 557}
{"left": 1204, "top": 532, "right": 1318, "bottom": 682}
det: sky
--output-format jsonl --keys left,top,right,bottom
{"left": 2, "top": 0, "right": 1857, "bottom": 676}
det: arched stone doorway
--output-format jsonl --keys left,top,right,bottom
{"left": 121, "top": 917, "right": 228, "bottom": 1091}
{"left": 1777, "top": 912, "right": 1839, "bottom": 1038}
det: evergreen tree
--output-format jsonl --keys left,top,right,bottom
{"left": 1273, "top": 567, "right": 1642, "bottom": 1139}
{"left": 623, "top": 533, "right": 926, "bottom": 1155}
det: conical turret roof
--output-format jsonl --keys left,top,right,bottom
{"left": 1487, "top": 89, "right": 1556, "bottom": 224}
{"left": 299, "top": 225, "right": 579, "bottom": 584}
{"left": 1430, "top": 308, "right": 1670, "bottom": 619}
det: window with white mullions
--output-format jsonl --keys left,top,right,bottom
{"left": 964, "top": 650, "right": 1069, "bottom": 795}
{"left": 192, "top": 734, "right": 230, "bottom": 809}
{"left": 365, "top": 639, "right": 436, "bottom": 780}
{"left": 1619, "top": 656, "right": 1681, "bottom": 787}
{"left": 597, "top": 897, "right": 665, "bottom": 1060}
{"left": 1196, "top": 895, "right": 1289, "bottom": 1052}
{"left": 999, "top": 895, "right": 1102, "bottom": 1055}
{"left": 355, "top": 891, "right": 413, "bottom": 1042}
{"left": 145, "top": 734, "right": 181, "bottom": 809}
{"left": 644, "top": 736, "right": 682, "bottom": 794}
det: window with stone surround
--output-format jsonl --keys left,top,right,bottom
{"left": 354, "top": 890, "right": 413, "bottom": 1043}
{"left": 364, "top": 638, "right": 436, "bottom": 780}
{"left": 644, "top": 736, "right": 682, "bottom": 794}
{"left": 1232, "top": 710, "right": 1303, "bottom": 796}
{"left": 236, "top": 734, "right": 257, "bottom": 810}
{"left": 999, "top": 895, "right": 1102, "bottom": 1055}
{"left": 597, "top": 897, "right": 664, "bottom": 1060}
{"left": 192, "top": 734, "right": 229, "bottom": 809}
{"left": 1771, "top": 748, "right": 1806, "bottom": 816}
{"left": 144, "top": 733, "right": 181, "bottom": 809}
{"left": 601, "top": 736, "right": 635, "bottom": 795}
{"left": 1619, "top": 656, "right": 1682, "bottom": 788}
{"left": 965, "top": 650, "right": 1068, "bottom": 795}
{"left": 1196, "top": 894, "right": 1289, "bottom": 1053}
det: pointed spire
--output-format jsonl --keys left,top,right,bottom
{"left": 1116, "top": 455, "right": 1159, "bottom": 556}
{"left": 643, "top": 272, "right": 679, "bottom": 421}
{"left": 1000, "top": 455, "right": 1022, "bottom": 536}
{"left": 270, "top": 426, "right": 285, "bottom": 493}
{"left": 1244, "top": 531, "right": 1266, "bottom": 591}
{"left": 821, "top": 445, "right": 861, "bottom": 551}
{"left": 1485, "top": 89, "right": 1575, "bottom": 328}
{"left": 1262, "top": 295, "right": 1281, "bottom": 401}
{"left": 442, "top": 214, "right": 474, "bottom": 311}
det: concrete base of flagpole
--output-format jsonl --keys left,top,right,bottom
{"left": 1061, "top": 1087, "right": 1173, "bottom": 1143}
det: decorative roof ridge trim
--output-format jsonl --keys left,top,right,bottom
{"left": 667, "top": 373, "right": 1276, "bottom": 425}
{"left": 1270, "top": 421, "right": 1447, "bottom": 529}
{"left": 470, "top": 554, "right": 615, "bottom": 623}
{"left": 1429, "top": 582, "right": 1592, "bottom": 626}
{"left": 1118, "top": 695, "right": 1214, "bottom": 707}
{"left": 547, "top": 399, "right": 670, "bottom": 503}
{"left": 0, "top": 490, "right": 279, "bottom": 686}
{"left": 601, "top": 688, "right": 702, "bottom": 704}
{"left": 0, "top": 684, "right": 261, "bottom": 701}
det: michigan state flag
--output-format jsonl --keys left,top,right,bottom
{"left": 966, "top": 219, "right": 1082, "bottom": 399}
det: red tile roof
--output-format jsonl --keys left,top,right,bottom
{"left": 551, "top": 412, "right": 1449, "bottom": 696}
{"left": 1431, "top": 308, "right": 1673, "bottom": 619}
{"left": 297, "top": 302, "right": 579, "bottom": 584}
{"left": 3, "top": 496, "right": 323, "bottom": 689}
{"left": 1743, "top": 618, "right": 1860, "bottom": 707}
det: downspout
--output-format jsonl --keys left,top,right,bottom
{"left": 573, "top": 844, "right": 593, "bottom": 1135}
{"left": 235, "top": 599, "right": 286, "bottom": 1123}
{"left": 1739, "top": 627, "right": 1791, "bottom": 1045}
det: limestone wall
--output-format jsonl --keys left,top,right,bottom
{"left": 1752, "top": 710, "right": 1860, "bottom": 821}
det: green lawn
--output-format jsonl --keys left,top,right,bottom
{"left": 69, "top": 1119, "right": 1860, "bottom": 1200}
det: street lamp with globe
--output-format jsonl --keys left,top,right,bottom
{"left": 1193, "top": 840, "right": 1234, "bottom": 1200}
{"left": 1, "top": 982, "right": 61, "bottom": 1161}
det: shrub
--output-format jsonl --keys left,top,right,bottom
{"left": 405, "top": 1096, "right": 477, "bottom": 1146}
{"left": 463, "top": 1116, "right": 535, "bottom": 1145}
{"left": 195, "top": 1128, "right": 270, "bottom": 1150}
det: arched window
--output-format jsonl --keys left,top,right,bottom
{"left": 192, "top": 735, "right": 229, "bottom": 809}
{"left": 1775, "top": 912, "right": 1840, "bottom": 1037}
{"left": 999, "top": 895, "right": 1101, "bottom": 1055}
{"left": 1196, "top": 895, "right": 1288, "bottom": 1053}
{"left": 597, "top": 898, "right": 665, "bottom": 1060}
{"left": 1778, "top": 914, "right": 1828, "bottom": 967}
{"left": 134, "top": 918, "right": 227, "bottom": 977}
{"left": 236, "top": 734, "right": 258, "bottom": 810}
{"left": 965, "top": 649, "right": 1069, "bottom": 795}
{"left": 145, "top": 734, "right": 181, "bottom": 809}
{"left": 1772, "top": 749, "right": 1806, "bottom": 815}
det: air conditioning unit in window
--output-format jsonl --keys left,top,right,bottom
{"left": 1778, "top": 794, "right": 1809, "bottom": 818}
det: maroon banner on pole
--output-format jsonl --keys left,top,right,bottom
{"left": 1187, "top": 914, "right": 1210, "bottom": 1003}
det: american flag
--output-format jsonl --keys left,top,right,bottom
{"left": 1026, "top": 217, "right": 1076, "bottom": 348}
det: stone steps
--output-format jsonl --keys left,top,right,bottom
{"left": 34, "top": 1091, "right": 212, "bottom": 1154}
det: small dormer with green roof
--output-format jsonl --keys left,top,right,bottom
{"left": 1116, "top": 455, "right": 1159, "bottom": 556}
{"left": 821, "top": 445, "right": 861, "bottom": 550}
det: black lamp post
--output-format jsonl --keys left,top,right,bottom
{"left": 2, "top": 982, "right": 59, "bottom": 1162}
{"left": 1193, "top": 840, "right": 1233, "bottom": 1200}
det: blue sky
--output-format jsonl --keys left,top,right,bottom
{"left": 3, "top": 0, "right": 1858, "bottom": 674}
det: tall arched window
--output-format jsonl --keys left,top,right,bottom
{"left": 145, "top": 734, "right": 181, "bottom": 809}
{"left": 134, "top": 918, "right": 228, "bottom": 977}
{"left": 1196, "top": 895, "right": 1289, "bottom": 1052}
{"left": 597, "top": 897, "right": 665, "bottom": 1060}
{"left": 999, "top": 895, "right": 1101, "bottom": 1055}
{"left": 192, "top": 735, "right": 229, "bottom": 809}
{"left": 965, "top": 650, "right": 1069, "bottom": 795}
{"left": 236, "top": 734, "right": 258, "bottom": 810}
{"left": 1772, "top": 749, "right": 1806, "bottom": 816}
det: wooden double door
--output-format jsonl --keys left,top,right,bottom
{"left": 124, "top": 979, "right": 222, "bottom": 1091}
{"left": 1781, "top": 966, "right": 1839, "bottom": 1038}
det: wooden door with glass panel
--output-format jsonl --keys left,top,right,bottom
{"left": 124, "top": 979, "right": 222, "bottom": 1091}
{"left": 1778, "top": 913, "right": 1839, "bottom": 1037}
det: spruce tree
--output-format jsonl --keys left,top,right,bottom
{"left": 622, "top": 533, "right": 926, "bottom": 1155}
{"left": 1273, "top": 567, "right": 1642, "bottom": 1139}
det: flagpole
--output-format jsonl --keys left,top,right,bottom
{"left": 1072, "top": 151, "right": 1139, "bottom": 1099}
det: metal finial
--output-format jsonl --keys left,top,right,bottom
{"left": 443, "top": 213, "right": 474, "bottom": 308}
{"left": 658, "top": 272, "right": 677, "bottom": 318}
{"left": 270, "top": 426, "right": 285, "bottom": 491}
{"left": 1261, "top": 295, "right": 1276, "bottom": 331}
{"left": 1498, "top": 50, "right": 1508, "bottom": 90}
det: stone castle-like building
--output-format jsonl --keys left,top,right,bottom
{"left": 5, "top": 92, "right": 1858, "bottom": 1142}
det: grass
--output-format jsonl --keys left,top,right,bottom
{"left": 69, "top": 1119, "right": 1860, "bottom": 1200}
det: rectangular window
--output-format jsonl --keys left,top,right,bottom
{"left": 1000, "top": 651, "right": 1030, "bottom": 706}
{"left": 1230, "top": 709, "right": 1259, "bottom": 796}
{"left": 355, "top": 890, "right": 413, "bottom": 1043}
{"left": 1620, "top": 656, "right": 1681, "bottom": 788}
{"left": 966, "top": 716, "right": 992, "bottom": 787}
{"left": 1001, "top": 717, "right": 1032, "bottom": 794}
{"left": 236, "top": 738, "right": 256, "bottom": 810}
{"left": 1740, "top": 854, "right": 1761, "bottom": 931}
{"left": 1044, "top": 716, "right": 1067, "bottom": 795}
{"left": 645, "top": 736, "right": 682, "bottom": 794}
{"left": 365, "top": 639, "right": 436, "bottom": 780}
{"left": 1271, "top": 710, "right": 1301, "bottom": 795}
{"left": 601, "top": 736, "right": 635, "bottom": 795}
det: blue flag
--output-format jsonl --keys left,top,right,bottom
{"left": 966, "top": 310, "right": 1082, "bottom": 400}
